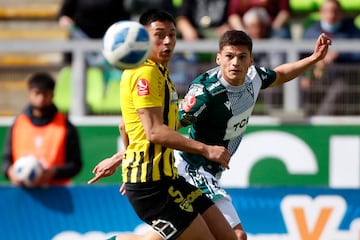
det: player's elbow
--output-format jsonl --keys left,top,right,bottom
{"left": 146, "top": 132, "right": 163, "bottom": 144}
{"left": 145, "top": 128, "right": 167, "bottom": 145}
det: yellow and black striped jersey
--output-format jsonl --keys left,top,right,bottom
{"left": 120, "top": 59, "right": 179, "bottom": 183}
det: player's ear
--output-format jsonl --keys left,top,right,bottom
{"left": 216, "top": 52, "right": 221, "bottom": 65}
{"left": 250, "top": 54, "right": 254, "bottom": 66}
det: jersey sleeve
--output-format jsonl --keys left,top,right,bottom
{"left": 131, "top": 67, "right": 164, "bottom": 110}
{"left": 178, "top": 82, "right": 209, "bottom": 127}
{"left": 255, "top": 66, "right": 277, "bottom": 89}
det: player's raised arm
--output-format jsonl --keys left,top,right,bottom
{"left": 271, "top": 33, "right": 332, "bottom": 87}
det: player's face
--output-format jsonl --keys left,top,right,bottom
{"left": 146, "top": 20, "right": 176, "bottom": 67}
{"left": 28, "top": 88, "right": 54, "bottom": 114}
{"left": 216, "top": 45, "right": 253, "bottom": 85}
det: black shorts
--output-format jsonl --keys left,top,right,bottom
{"left": 125, "top": 176, "right": 214, "bottom": 240}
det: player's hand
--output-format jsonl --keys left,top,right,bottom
{"left": 312, "top": 33, "right": 332, "bottom": 62}
{"left": 7, "top": 165, "right": 23, "bottom": 186}
{"left": 204, "top": 145, "right": 231, "bottom": 169}
{"left": 29, "top": 168, "right": 54, "bottom": 187}
{"left": 119, "top": 183, "right": 126, "bottom": 195}
{"left": 88, "top": 151, "right": 124, "bottom": 184}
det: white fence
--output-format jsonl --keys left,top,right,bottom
{"left": 0, "top": 39, "right": 359, "bottom": 122}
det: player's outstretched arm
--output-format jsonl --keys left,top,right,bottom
{"left": 88, "top": 150, "right": 124, "bottom": 184}
{"left": 271, "top": 33, "right": 332, "bottom": 87}
{"left": 138, "top": 107, "right": 231, "bottom": 169}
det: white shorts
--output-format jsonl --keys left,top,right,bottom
{"left": 174, "top": 151, "right": 241, "bottom": 228}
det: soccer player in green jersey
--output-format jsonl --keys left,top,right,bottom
{"left": 175, "top": 30, "right": 331, "bottom": 239}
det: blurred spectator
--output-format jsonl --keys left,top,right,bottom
{"left": 303, "top": 0, "right": 360, "bottom": 63}
{"left": 58, "top": 0, "right": 130, "bottom": 66}
{"left": 243, "top": 7, "right": 272, "bottom": 39}
{"left": 176, "top": 0, "right": 231, "bottom": 40}
{"left": 243, "top": 7, "right": 271, "bottom": 66}
{"left": 2, "top": 72, "right": 83, "bottom": 187}
{"left": 243, "top": 7, "right": 285, "bottom": 67}
{"left": 173, "top": 0, "right": 231, "bottom": 97}
{"left": 301, "top": 0, "right": 360, "bottom": 115}
{"left": 228, "top": 0, "right": 291, "bottom": 39}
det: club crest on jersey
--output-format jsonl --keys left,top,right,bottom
{"left": 182, "top": 94, "right": 196, "bottom": 112}
{"left": 137, "top": 78, "right": 150, "bottom": 96}
{"left": 224, "top": 101, "right": 231, "bottom": 110}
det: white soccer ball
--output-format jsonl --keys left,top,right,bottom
{"left": 13, "top": 155, "right": 43, "bottom": 186}
{"left": 103, "top": 20, "right": 151, "bottom": 69}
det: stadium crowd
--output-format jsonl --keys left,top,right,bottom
{"left": 0, "top": 0, "right": 359, "bottom": 116}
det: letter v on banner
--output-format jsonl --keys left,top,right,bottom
{"left": 281, "top": 195, "right": 346, "bottom": 240}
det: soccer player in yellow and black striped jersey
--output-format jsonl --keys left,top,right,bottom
{"left": 120, "top": 58, "right": 178, "bottom": 183}
{"left": 89, "top": 9, "right": 237, "bottom": 240}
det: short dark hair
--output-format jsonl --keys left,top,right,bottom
{"left": 27, "top": 72, "right": 55, "bottom": 91}
{"left": 139, "top": 9, "right": 175, "bottom": 27}
{"left": 219, "top": 30, "right": 253, "bottom": 53}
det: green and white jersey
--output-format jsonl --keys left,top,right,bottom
{"left": 178, "top": 65, "right": 276, "bottom": 176}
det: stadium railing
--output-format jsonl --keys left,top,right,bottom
{"left": 0, "top": 38, "right": 359, "bottom": 122}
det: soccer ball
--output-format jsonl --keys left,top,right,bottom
{"left": 102, "top": 20, "right": 151, "bottom": 69}
{"left": 13, "top": 155, "right": 43, "bottom": 186}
